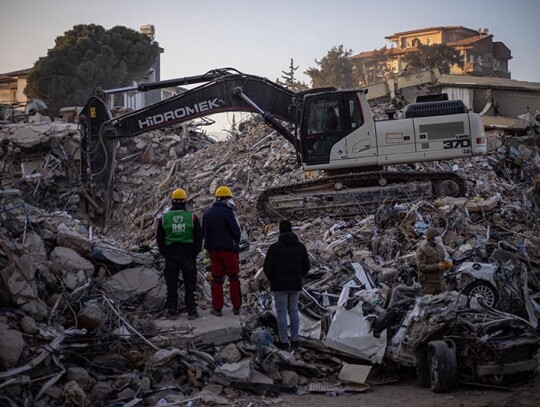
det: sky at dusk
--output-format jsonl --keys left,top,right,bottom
{"left": 1, "top": 0, "right": 539, "bottom": 133}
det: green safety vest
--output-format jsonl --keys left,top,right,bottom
{"left": 162, "top": 210, "right": 195, "bottom": 245}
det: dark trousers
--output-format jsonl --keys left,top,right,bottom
{"left": 164, "top": 256, "right": 197, "bottom": 314}
{"left": 209, "top": 250, "right": 241, "bottom": 310}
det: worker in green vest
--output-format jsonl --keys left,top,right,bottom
{"left": 156, "top": 188, "right": 203, "bottom": 320}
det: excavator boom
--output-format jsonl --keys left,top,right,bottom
{"left": 79, "top": 69, "right": 299, "bottom": 222}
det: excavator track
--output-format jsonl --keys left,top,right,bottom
{"left": 257, "top": 171, "right": 467, "bottom": 220}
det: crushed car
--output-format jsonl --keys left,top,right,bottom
{"left": 319, "top": 263, "right": 539, "bottom": 393}
{"left": 384, "top": 290, "right": 539, "bottom": 392}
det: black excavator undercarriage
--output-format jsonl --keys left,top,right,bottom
{"left": 257, "top": 170, "right": 466, "bottom": 220}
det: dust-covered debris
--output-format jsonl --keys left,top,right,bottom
{"left": 1, "top": 114, "right": 540, "bottom": 405}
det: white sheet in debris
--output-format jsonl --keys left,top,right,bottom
{"left": 324, "top": 285, "right": 387, "bottom": 363}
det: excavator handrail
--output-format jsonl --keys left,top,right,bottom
{"left": 99, "top": 67, "right": 245, "bottom": 95}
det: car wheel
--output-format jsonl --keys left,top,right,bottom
{"left": 463, "top": 280, "right": 499, "bottom": 307}
{"left": 429, "top": 341, "right": 456, "bottom": 393}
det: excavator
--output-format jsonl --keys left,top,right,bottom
{"left": 79, "top": 67, "right": 486, "bottom": 222}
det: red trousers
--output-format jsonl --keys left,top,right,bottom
{"left": 209, "top": 250, "right": 241, "bottom": 310}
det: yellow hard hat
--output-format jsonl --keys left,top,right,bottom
{"left": 215, "top": 186, "right": 233, "bottom": 198}
{"left": 171, "top": 188, "right": 187, "bottom": 200}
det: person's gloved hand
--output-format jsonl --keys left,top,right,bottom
{"left": 439, "top": 261, "right": 452, "bottom": 270}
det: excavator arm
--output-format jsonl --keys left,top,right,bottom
{"left": 79, "top": 68, "right": 299, "bottom": 224}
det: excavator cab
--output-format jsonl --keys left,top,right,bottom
{"left": 300, "top": 91, "right": 364, "bottom": 165}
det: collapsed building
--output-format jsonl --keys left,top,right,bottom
{"left": 1, "top": 101, "right": 540, "bottom": 406}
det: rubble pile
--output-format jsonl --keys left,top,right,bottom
{"left": 1, "top": 116, "right": 540, "bottom": 406}
{"left": 0, "top": 120, "right": 215, "bottom": 219}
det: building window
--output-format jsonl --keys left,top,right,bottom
{"left": 427, "top": 37, "right": 431, "bottom": 45}
{"left": 469, "top": 54, "right": 475, "bottom": 63}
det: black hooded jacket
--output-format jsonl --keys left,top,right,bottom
{"left": 263, "top": 232, "right": 310, "bottom": 291}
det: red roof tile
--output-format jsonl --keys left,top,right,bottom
{"left": 385, "top": 26, "right": 478, "bottom": 40}
{"left": 447, "top": 35, "right": 492, "bottom": 47}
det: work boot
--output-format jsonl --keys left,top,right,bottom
{"left": 233, "top": 307, "right": 241, "bottom": 316}
{"left": 211, "top": 308, "right": 223, "bottom": 317}
{"left": 187, "top": 310, "right": 199, "bottom": 320}
{"left": 290, "top": 340, "right": 299, "bottom": 350}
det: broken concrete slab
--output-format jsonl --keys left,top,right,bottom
{"left": 436, "top": 195, "right": 499, "bottom": 212}
{"left": 216, "top": 343, "right": 242, "bottom": 363}
{"left": 102, "top": 267, "right": 166, "bottom": 308}
{"left": 0, "top": 124, "right": 48, "bottom": 148}
{"left": 154, "top": 307, "right": 242, "bottom": 346}
{"left": 50, "top": 246, "right": 94, "bottom": 275}
{"left": 214, "top": 359, "right": 251, "bottom": 382}
{"left": 56, "top": 223, "right": 92, "bottom": 255}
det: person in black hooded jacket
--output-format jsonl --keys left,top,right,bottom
{"left": 263, "top": 220, "right": 310, "bottom": 350}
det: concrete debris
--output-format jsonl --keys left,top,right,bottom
{"left": 0, "top": 324, "right": 25, "bottom": 368}
{"left": 1, "top": 114, "right": 540, "bottom": 406}
{"left": 50, "top": 246, "right": 94, "bottom": 275}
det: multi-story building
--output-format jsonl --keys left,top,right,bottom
{"left": 0, "top": 68, "right": 31, "bottom": 105}
{"left": 353, "top": 26, "right": 512, "bottom": 80}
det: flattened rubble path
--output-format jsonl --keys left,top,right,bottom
{"left": 275, "top": 375, "right": 540, "bottom": 407}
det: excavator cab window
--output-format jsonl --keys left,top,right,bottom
{"left": 302, "top": 96, "right": 343, "bottom": 164}
{"left": 346, "top": 93, "right": 364, "bottom": 130}
{"left": 301, "top": 92, "right": 363, "bottom": 165}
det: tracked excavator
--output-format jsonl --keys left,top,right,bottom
{"left": 79, "top": 68, "right": 486, "bottom": 223}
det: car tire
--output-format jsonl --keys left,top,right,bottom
{"left": 429, "top": 341, "right": 456, "bottom": 393}
{"left": 463, "top": 280, "right": 499, "bottom": 307}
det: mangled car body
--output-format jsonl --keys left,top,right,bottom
{"left": 321, "top": 265, "right": 539, "bottom": 393}
{"left": 385, "top": 291, "right": 538, "bottom": 392}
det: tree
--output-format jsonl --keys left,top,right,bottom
{"left": 354, "top": 46, "right": 393, "bottom": 86}
{"left": 25, "top": 24, "right": 161, "bottom": 115}
{"left": 277, "top": 58, "right": 309, "bottom": 92}
{"left": 401, "top": 44, "right": 463, "bottom": 74}
{"left": 305, "top": 45, "right": 356, "bottom": 89}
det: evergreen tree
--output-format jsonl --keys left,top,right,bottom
{"left": 25, "top": 24, "right": 161, "bottom": 115}
{"left": 277, "top": 58, "right": 309, "bottom": 92}
{"left": 305, "top": 45, "right": 355, "bottom": 89}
